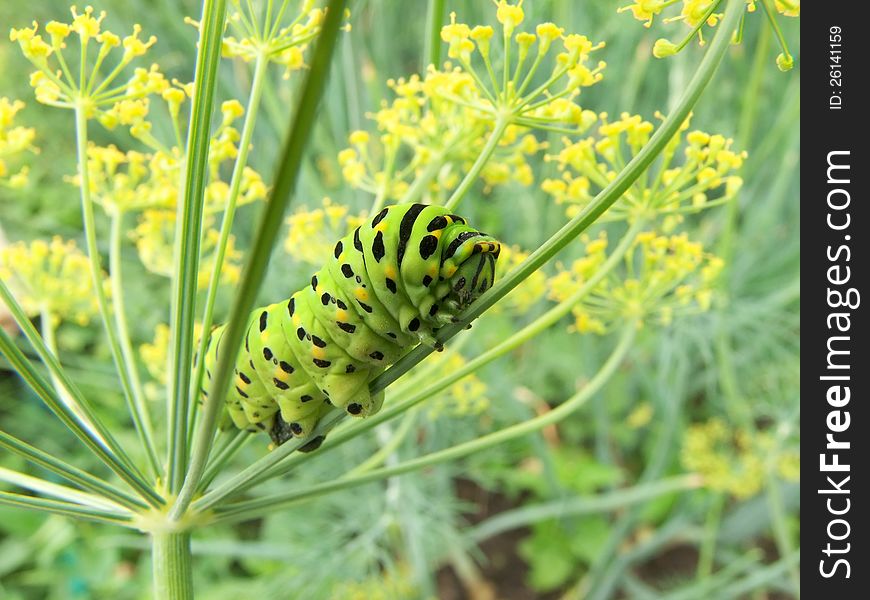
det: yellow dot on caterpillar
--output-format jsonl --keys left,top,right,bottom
{"left": 427, "top": 265, "right": 438, "bottom": 278}
{"left": 336, "top": 309, "right": 348, "bottom": 321}
{"left": 273, "top": 366, "right": 289, "bottom": 381}
{"left": 355, "top": 288, "right": 369, "bottom": 301}
{"left": 384, "top": 265, "right": 397, "bottom": 279}
{"left": 312, "top": 346, "right": 325, "bottom": 359}
{"left": 444, "top": 265, "right": 457, "bottom": 278}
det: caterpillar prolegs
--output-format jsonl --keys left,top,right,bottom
{"left": 202, "top": 203, "right": 501, "bottom": 449}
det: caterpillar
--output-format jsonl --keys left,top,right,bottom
{"left": 201, "top": 203, "right": 501, "bottom": 450}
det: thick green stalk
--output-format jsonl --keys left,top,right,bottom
{"left": 166, "top": 0, "right": 229, "bottom": 494}
{"left": 151, "top": 532, "right": 193, "bottom": 600}
{"left": 111, "top": 213, "right": 161, "bottom": 476}
{"left": 364, "top": 0, "right": 746, "bottom": 400}
{"left": 210, "top": 324, "right": 635, "bottom": 522}
{"left": 74, "top": 104, "right": 158, "bottom": 478}
{"left": 170, "top": 0, "right": 348, "bottom": 520}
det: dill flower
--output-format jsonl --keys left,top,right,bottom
{"left": 284, "top": 198, "right": 367, "bottom": 265}
{"left": 620, "top": 0, "right": 799, "bottom": 70}
{"left": 0, "top": 98, "right": 37, "bottom": 189}
{"left": 681, "top": 418, "right": 799, "bottom": 499}
{"left": 436, "top": 5, "right": 605, "bottom": 133}
{"left": 548, "top": 230, "right": 724, "bottom": 334}
{"left": 0, "top": 237, "right": 101, "bottom": 325}
{"left": 10, "top": 7, "right": 165, "bottom": 115}
{"left": 543, "top": 113, "right": 746, "bottom": 224}
{"left": 131, "top": 210, "right": 243, "bottom": 289}
{"left": 217, "top": 0, "right": 338, "bottom": 78}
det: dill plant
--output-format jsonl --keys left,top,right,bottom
{"left": 0, "top": 0, "right": 799, "bottom": 597}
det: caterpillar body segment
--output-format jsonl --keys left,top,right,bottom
{"left": 202, "top": 203, "right": 501, "bottom": 447}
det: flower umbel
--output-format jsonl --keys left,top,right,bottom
{"left": 681, "top": 418, "right": 800, "bottom": 499}
{"left": 543, "top": 113, "right": 746, "bottom": 225}
{"left": 437, "top": 6, "right": 605, "bottom": 133}
{"left": 0, "top": 237, "right": 101, "bottom": 325}
{"left": 284, "top": 198, "right": 367, "bottom": 265}
{"left": 219, "top": 0, "right": 336, "bottom": 78}
{"left": 10, "top": 6, "right": 165, "bottom": 113}
{"left": 548, "top": 230, "right": 724, "bottom": 334}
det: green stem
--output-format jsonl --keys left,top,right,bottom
{"left": 39, "top": 310, "right": 89, "bottom": 424}
{"left": 0, "top": 430, "right": 146, "bottom": 511}
{"left": 696, "top": 492, "right": 725, "bottom": 578}
{"left": 111, "top": 212, "right": 161, "bottom": 476}
{"left": 765, "top": 477, "right": 800, "bottom": 595}
{"left": 170, "top": 0, "right": 348, "bottom": 520}
{"left": 211, "top": 324, "right": 635, "bottom": 522}
{"left": 758, "top": 0, "right": 793, "bottom": 64}
{"left": 467, "top": 475, "right": 699, "bottom": 544}
{"left": 396, "top": 158, "right": 443, "bottom": 205}
{"left": 423, "top": 0, "right": 445, "bottom": 69}
{"left": 0, "top": 327, "right": 163, "bottom": 507}
{"left": 669, "top": 0, "right": 725, "bottom": 55}
{"left": 166, "top": 0, "right": 229, "bottom": 495}
{"left": 74, "top": 103, "right": 158, "bottom": 481}
{"left": 197, "top": 429, "right": 252, "bottom": 493}
{"left": 346, "top": 407, "right": 418, "bottom": 476}
{"left": 189, "top": 51, "right": 269, "bottom": 443}
{"left": 0, "top": 491, "right": 136, "bottom": 527}
{"left": 443, "top": 117, "right": 509, "bottom": 210}
{"left": 151, "top": 532, "right": 193, "bottom": 600}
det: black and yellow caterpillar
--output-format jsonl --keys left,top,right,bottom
{"left": 202, "top": 203, "right": 501, "bottom": 449}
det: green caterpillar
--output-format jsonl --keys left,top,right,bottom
{"left": 202, "top": 203, "right": 501, "bottom": 449}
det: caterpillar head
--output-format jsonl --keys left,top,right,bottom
{"left": 438, "top": 227, "right": 501, "bottom": 317}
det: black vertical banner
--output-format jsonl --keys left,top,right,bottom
{"left": 803, "top": 4, "right": 868, "bottom": 596}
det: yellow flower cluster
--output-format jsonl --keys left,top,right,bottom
{"left": 438, "top": 5, "right": 606, "bottom": 127}
{"left": 619, "top": 0, "right": 799, "bottom": 70}
{"left": 284, "top": 198, "right": 367, "bottom": 265}
{"left": 219, "top": 0, "right": 333, "bottom": 78}
{"left": 131, "top": 210, "right": 244, "bottom": 289}
{"left": 681, "top": 418, "right": 800, "bottom": 499}
{"left": 84, "top": 104, "right": 267, "bottom": 216}
{"left": 548, "top": 230, "right": 724, "bottom": 334}
{"left": 77, "top": 91, "right": 267, "bottom": 286}
{"left": 0, "top": 98, "right": 37, "bottom": 189}
{"left": 10, "top": 7, "right": 164, "bottom": 112}
{"left": 0, "top": 237, "right": 100, "bottom": 325}
{"left": 329, "top": 562, "right": 418, "bottom": 600}
{"left": 337, "top": 74, "right": 551, "bottom": 203}
{"left": 542, "top": 113, "right": 745, "bottom": 225}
